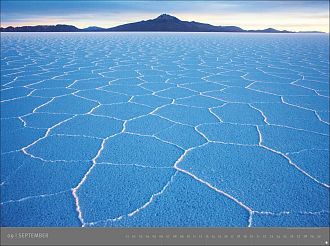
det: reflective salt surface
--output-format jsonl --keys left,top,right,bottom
{"left": 1, "top": 33, "right": 329, "bottom": 227}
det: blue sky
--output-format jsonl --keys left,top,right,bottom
{"left": 1, "top": 1, "right": 329, "bottom": 32}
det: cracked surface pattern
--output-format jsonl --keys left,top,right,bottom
{"left": 1, "top": 33, "right": 329, "bottom": 227}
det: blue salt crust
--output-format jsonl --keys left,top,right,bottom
{"left": 1, "top": 32, "right": 328, "bottom": 227}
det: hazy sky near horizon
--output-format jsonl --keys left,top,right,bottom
{"left": 1, "top": 1, "right": 329, "bottom": 32}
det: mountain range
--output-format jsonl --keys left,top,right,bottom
{"left": 0, "top": 14, "right": 324, "bottom": 33}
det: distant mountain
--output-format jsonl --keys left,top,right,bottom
{"left": 0, "top": 14, "right": 324, "bottom": 33}
{"left": 247, "top": 27, "right": 291, "bottom": 33}
{"left": 83, "top": 26, "right": 106, "bottom": 31}
{"left": 0, "top": 24, "right": 79, "bottom": 32}
{"left": 298, "top": 31, "right": 324, "bottom": 33}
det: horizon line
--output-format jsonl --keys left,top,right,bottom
{"left": 0, "top": 14, "right": 327, "bottom": 33}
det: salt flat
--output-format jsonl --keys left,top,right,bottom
{"left": 0, "top": 33, "right": 329, "bottom": 227}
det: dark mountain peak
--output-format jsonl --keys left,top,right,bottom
{"left": 154, "top": 14, "right": 180, "bottom": 22}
